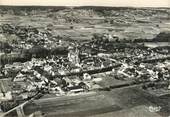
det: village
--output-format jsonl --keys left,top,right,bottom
{"left": 0, "top": 7, "right": 170, "bottom": 117}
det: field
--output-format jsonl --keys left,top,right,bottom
{"left": 0, "top": 7, "right": 170, "bottom": 41}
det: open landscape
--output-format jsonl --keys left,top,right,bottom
{"left": 0, "top": 6, "right": 170, "bottom": 117}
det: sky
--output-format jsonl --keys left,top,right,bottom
{"left": 0, "top": 0, "right": 169, "bottom": 7}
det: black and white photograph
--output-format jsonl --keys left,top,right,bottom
{"left": 0, "top": 0, "right": 170, "bottom": 117}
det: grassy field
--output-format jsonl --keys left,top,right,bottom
{"left": 0, "top": 7, "right": 170, "bottom": 42}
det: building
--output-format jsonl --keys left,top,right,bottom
{"left": 68, "top": 46, "right": 80, "bottom": 67}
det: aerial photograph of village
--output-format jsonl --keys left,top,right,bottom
{"left": 0, "top": 5, "right": 170, "bottom": 117}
